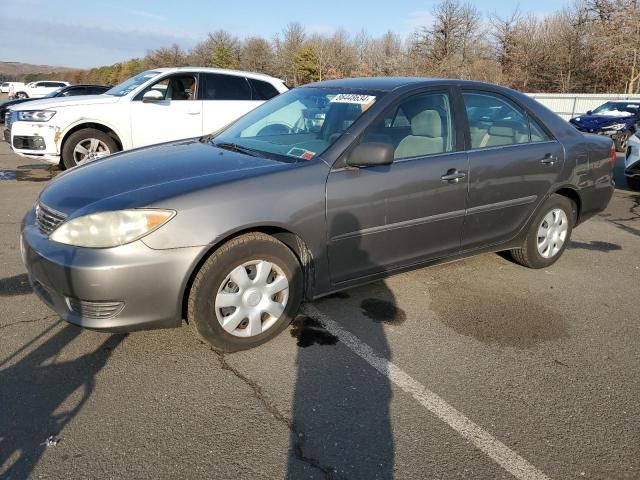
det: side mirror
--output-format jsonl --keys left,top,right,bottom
{"left": 586, "top": 110, "right": 593, "bottom": 115}
{"left": 142, "top": 90, "right": 164, "bottom": 103}
{"left": 346, "top": 143, "right": 394, "bottom": 168}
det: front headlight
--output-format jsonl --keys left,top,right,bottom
{"left": 603, "top": 123, "right": 626, "bottom": 131}
{"left": 17, "top": 110, "right": 56, "bottom": 122}
{"left": 49, "top": 209, "right": 175, "bottom": 248}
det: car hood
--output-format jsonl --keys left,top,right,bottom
{"left": 10, "top": 94, "right": 119, "bottom": 111}
{"left": 39, "top": 139, "right": 295, "bottom": 216}
{"left": 0, "top": 98, "right": 29, "bottom": 109}
{"left": 570, "top": 114, "right": 637, "bottom": 129}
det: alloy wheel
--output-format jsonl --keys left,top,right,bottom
{"left": 73, "top": 138, "right": 111, "bottom": 165}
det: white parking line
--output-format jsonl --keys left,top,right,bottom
{"left": 305, "top": 305, "right": 551, "bottom": 480}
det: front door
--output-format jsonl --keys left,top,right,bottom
{"left": 326, "top": 90, "right": 468, "bottom": 284}
{"left": 460, "top": 89, "right": 564, "bottom": 250}
{"left": 130, "top": 73, "right": 203, "bottom": 148}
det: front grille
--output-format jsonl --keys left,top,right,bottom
{"left": 66, "top": 298, "right": 124, "bottom": 320}
{"left": 36, "top": 202, "right": 66, "bottom": 235}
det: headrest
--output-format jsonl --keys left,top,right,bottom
{"left": 488, "top": 125, "right": 515, "bottom": 137}
{"left": 411, "top": 110, "right": 442, "bottom": 138}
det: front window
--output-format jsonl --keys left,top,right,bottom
{"left": 592, "top": 102, "right": 640, "bottom": 117}
{"left": 210, "top": 88, "right": 380, "bottom": 162}
{"left": 105, "top": 70, "right": 162, "bottom": 97}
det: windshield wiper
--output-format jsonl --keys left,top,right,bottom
{"left": 213, "top": 142, "right": 266, "bottom": 158}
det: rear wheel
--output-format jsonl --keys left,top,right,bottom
{"left": 188, "top": 233, "right": 302, "bottom": 352}
{"left": 62, "top": 128, "right": 118, "bottom": 169}
{"left": 510, "top": 194, "right": 575, "bottom": 269}
{"left": 615, "top": 131, "right": 631, "bottom": 152}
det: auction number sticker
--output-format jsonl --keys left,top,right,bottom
{"left": 330, "top": 94, "right": 376, "bottom": 105}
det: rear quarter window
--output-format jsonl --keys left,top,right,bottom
{"left": 249, "top": 79, "right": 280, "bottom": 100}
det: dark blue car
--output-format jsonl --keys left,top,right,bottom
{"left": 569, "top": 100, "right": 640, "bottom": 152}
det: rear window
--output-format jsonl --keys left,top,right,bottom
{"left": 202, "top": 73, "right": 252, "bottom": 100}
{"left": 249, "top": 79, "right": 280, "bottom": 100}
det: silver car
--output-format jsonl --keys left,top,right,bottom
{"left": 21, "top": 78, "right": 615, "bottom": 351}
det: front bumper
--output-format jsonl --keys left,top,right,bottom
{"left": 10, "top": 119, "right": 62, "bottom": 163}
{"left": 624, "top": 137, "right": 640, "bottom": 179}
{"left": 21, "top": 207, "right": 206, "bottom": 332}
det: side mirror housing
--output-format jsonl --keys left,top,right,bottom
{"left": 586, "top": 110, "right": 593, "bottom": 115}
{"left": 346, "top": 143, "right": 394, "bottom": 168}
{"left": 142, "top": 90, "right": 164, "bottom": 103}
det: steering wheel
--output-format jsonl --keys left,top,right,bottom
{"left": 256, "top": 124, "right": 292, "bottom": 136}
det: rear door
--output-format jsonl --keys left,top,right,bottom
{"left": 326, "top": 88, "right": 468, "bottom": 284}
{"left": 460, "top": 89, "right": 564, "bottom": 250}
{"left": 129, "top": 72, "right": 203, "bottom": 147}
{"left": 200, "top": 73, "right": 260, "bottom": 134}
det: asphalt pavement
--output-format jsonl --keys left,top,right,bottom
{"left": 0, "top": 140, "right": 638, "bottom": 479}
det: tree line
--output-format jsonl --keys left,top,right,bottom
{"left": 16, "top": 0, "right": 640, "bottom": 93}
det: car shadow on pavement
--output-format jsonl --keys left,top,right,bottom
{"left": 0, "top": 324, "right": 126, "bottom": 478}
{"left": 0, "top": 273, "right": 32, "bottom": 297}
{"left": 567, "top": 240, "right": 622, "bottom": 252}
{"left": 287, "top": 213, "right": 395, "bottom": 479}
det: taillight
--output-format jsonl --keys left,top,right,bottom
{"left": 610, "top": 145, "right": 617, "bottom": 168}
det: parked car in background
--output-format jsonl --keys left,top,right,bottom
{"left": 569, "top": 100, "right": 640, "bottom": 152}
{"left": 624, "top": 133, "right": 640, "bottom": 190}
{"left": 3, "top": 82, "right": 25, "bottom": 97}
{"left": 21, "top": 78, "right": 615, "bottom": 351}
{"left": 13, "top": 81, "right": 70, "bottom": 99}
{"left": 1, "top": 84, "right": 109, "bottom": 124}
{"left": 5, "top": 67, "right": 287, "bottom": 168}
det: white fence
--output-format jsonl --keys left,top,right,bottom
{"left": 527, "top": 93, "right": 640, "bottom": 120}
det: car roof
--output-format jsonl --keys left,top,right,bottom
{"left": 301, "top": 77, "right": 506, "bottom": 92}
{"left": 605, "top": 100, "right": 640, "bottom": 104}
{"left": 65, "top": 84, "right": 109, "bottom": 88}
{"left": 149, "top": 67, "right": 284, "bottom": 84}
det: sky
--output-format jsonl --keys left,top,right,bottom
{"left": 0, "top": 0, "right": 568, "bottom": 69}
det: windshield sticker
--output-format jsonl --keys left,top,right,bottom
{"left": 330, "top": 94, "right": 376, "bottom": 105}
{"left": 288, "top": 147, "right": 315, "bottom": 160}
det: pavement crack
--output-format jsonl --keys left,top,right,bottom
{"left": 212, "top": 348, "right": 340, "bottom": 479}
{"left": 0, "top": 314, "right": 58, "bottom": 331}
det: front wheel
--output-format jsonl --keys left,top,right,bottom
{"left": 627, "top": 176, "right": 640, "bottom": 191}
{"left": 61, "top": 128, "right": 118, "bottom": 169}
{"left": 15, "top": 92, "right": 28, "bottom": 99}
{"left": 509, "top": 194, "right": 575, "bottom": 269}
{"left": 614, "top": 131, "right": 631, "bottom": 152}
{"left": 188, "top": 233, "right": 303, "bottom": 352}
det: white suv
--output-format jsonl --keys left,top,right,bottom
{"left": 14, "top": 81, "right": 70, "bottom": 99}
{"left": 5, "top": 68, "right": 287, "bottom": 168}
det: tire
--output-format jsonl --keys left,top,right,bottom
{"left": 510, "top": 194, "right": 575, "bottom": 269}
{"left": 188, "top": 232, "right": 303, "bottom": 352}
{"left": 627, "top": 176, "right": 640, "bottom": 191}
{"left": 614, "top": 131, "right": 631, "bottom": 153}
{"left": 15, "top": 92, "right": 28, "bottom": 99}
{"left": 61, "top": 128, "right": 118, "bottom": 169}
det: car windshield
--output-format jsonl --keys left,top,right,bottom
{"left": 46, "top": 87, "right": 65, "bottom": 98}
{"left": 592, "top": 102, "right": 640, "bottom": 117}
{"left": 105, "top": 70, "right": 162, "bottom": 97}
{"left": 210, "top": 87, "right": 380, "bottom": 162}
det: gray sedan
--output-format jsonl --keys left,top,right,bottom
{"left": 21, "top": 78, "right": 615, "bottom": 351}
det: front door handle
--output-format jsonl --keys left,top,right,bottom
{"left": 541, "top": 154, "right": 557, "bottom": 165}
{"left": 187, "top": 111, "right": 201, "bottom": 115}
{"left": 441, "top": 169, "right": 467, "bottom": 183}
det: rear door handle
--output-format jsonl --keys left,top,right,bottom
{"left": 541, "top": 154, "right": 556, "bottom": 165}
{"left": 441, "top": 169, "right": 467, "bottom": 183}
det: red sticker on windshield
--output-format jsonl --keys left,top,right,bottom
{"left": 301, "top": 152, "right": 315, "bottom": 160}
